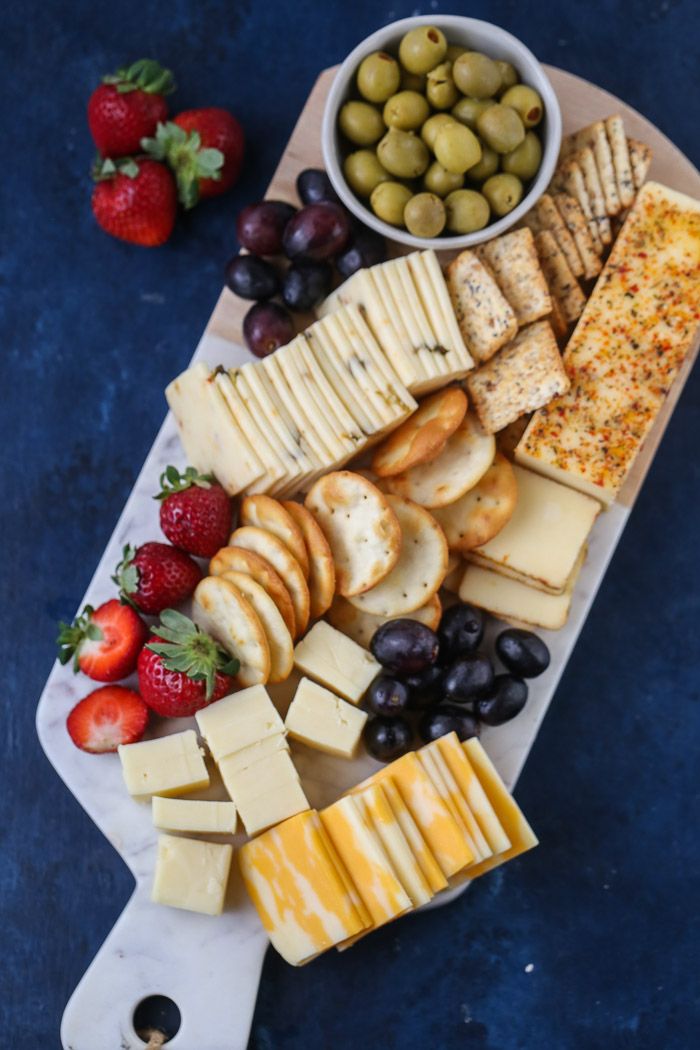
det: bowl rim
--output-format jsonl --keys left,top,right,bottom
{"left": 321, "top": 14, "right": 562, "bottom": 251}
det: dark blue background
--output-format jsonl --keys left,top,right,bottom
{"left": 2, "top": 2, "right": 699, "bottom": 1048}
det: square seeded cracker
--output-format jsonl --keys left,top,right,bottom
{"left": 554, "top": 158, "right": 604, "bottom": 255}
{"left": 466, "top": 320, "right": 569, "bottom": 434}
{"left": 571, "top": 121, "right": 621, "bottom": 216}
{"left": 534, "top": 230, "right": 586, "bottom": 324}
{"left": 446, "top": 249, "right": 518, "bottom": 363}
{"left": 575, "top": 146, "right": 612, "bottom": 244}
{"left": 552, "top": 193, "right": 602, "bottom": 281}
{"left": 475, "top": 228, "right": 551, "bottom": 327}
{"left": 627, "top": 137, "right": 653, "bottom": 190}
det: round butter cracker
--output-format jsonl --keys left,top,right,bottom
{"left": 229, "top": 526, "right": 311, "bottom": 636}
{"left": 209, "top": 545, "right": 296, "bottom": 639}
{"left": 372, "top": 386, "right": 468, "bottom": 477}
{"left": 192, "top": 575, "right": 271, "bottom": 687}
{"left": 239, "top": 495, "right": 310, "bottom": 578}
{"left": 282, "top": 501, "right": 336, "bottom": 620}
{"left": 432, "top": 453, "right": 517, "bottom": 551}
{"left": 328, "top": 593, "right": 442, "bottom": 648}
{"left": 220, "top": 570, "right": 294, "bottom": 684}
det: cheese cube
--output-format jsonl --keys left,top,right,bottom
{"left": 419, "top": 744, "right": 491, "bottom": 864}
{"left": 118, "top": 731, "right": 209, "bottom": 799}
{"left": 293, "top": 621, "right": 381, "bottom": 704}
{"left": 458, "top": 562, "right": 576, "bottom": 631}
{"left": 355, "top": 783, "right": 433, "bottom": 907}
{"left": 152, "top": 834, "right": 232, "bottom": 915}
{"left": 468, "top": 465, "right": 599, "bottom": 594}
{"left": 222, "top": 749, "right": 308, "bottom": 836}
{"left": 239, "top": 810, "right": 370, "bottom": 965}
{"left": 195, "top": 685, "right": 285, "bottom": 762}
{"left": 435, "top": 734, "right": 511, "bottom": 857}
{"left": 285, "top": 678, "right": 368, "bottom": 759}
{"left": 217, "top": 733, "right": 289, "bottom": 779}
{"left": 151, "top": 797, "right": 238, "bottom": 835}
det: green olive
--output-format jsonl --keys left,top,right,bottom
{"left": 370, "top": 181, "right": 414, "bottom": 226}
{"left": 421, "top": 113, "right": 456, "bottom": 151}
{"left": 400, "top": 69, "right": 426, "bottom": 92}
{"left": 465, "top": 143, "right": 499, "bottom": 182}
{"left": 453, "top": 51, "right": 502, "bottom": 99}
{"left": 404, "top": 192, "right": 446, "bottom": 238}
{"left": 476, "top": 103, "right": 525, "bottom": 153}
{"left": 434, "top": 122, "right": 482, "bottom": 175}
{"left": 445, "top": 189, "right": 490, "bottom": 233}
{"left": 357, "top": 51, "right": 401, "bottom": 103}
{"left": 344, "top": 149, "right": 391, "bottom": 197}
{"left": 500, "top": 85, "right": 544, "bottom": 128}
{"left": 446, "top": 44, "right": 467, "bottom": 64}
{"left": 482, "top": 173, "right": 523, "bottom": 216}
{"left": 377, "top": 128, "right": 430, "bottom": 178}
{"left": 451, "top": 97, "right": 496, "bottom": 131}
{"left": 501, "top": 131, "right": 542, "bottom": 179}
{"left": 426, "top": 61, "right": 459, "bottom": 110}
{"left": 423, "top": 161, "right": 464, "bottom": 197}
{"left": 338, "top": 100, "right": 385, "bottom": 146}
{"left": 496, "top": 60, "right": 519, "bottom": 91}
{"left": 383, "top": 90, "right": 430, "bottom": 131}
{"left": 398, "top": 25, "right": 447, "bottom": 75}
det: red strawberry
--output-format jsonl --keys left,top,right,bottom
{"left": 138, "top": 609, "right": 239, "bottom": 717}
{"left": 88, "top": 59, "right": 175, "bottom": 157}
{"left": 57, "top": 599, "right": 148, "bottom": 681}
{"left": 92, "top": 157, "right": 177, "bottom": 247}
{"left": 67, "top": 685, "right": 149, "bottom": 753}
{"left": 155, "top": 465, "right": 232, "bottom": 558}
{"left": 113, "top": 542, "right": 202, "bottom": 615}
{"left": 142, "top": 108, "right": 244, "bottom": 208}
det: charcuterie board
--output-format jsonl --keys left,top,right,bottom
{"left": 37, "top": 64, "right": 700, "bottom": 1050}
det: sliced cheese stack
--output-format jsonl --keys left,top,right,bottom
{"left": 239, "top": 734, "right": 537, "bottom": 965}
{"left": 195, "top": 685, "right": 309, "bottom": 835}
{"left": 318, "top": 251, "right": 474, "bottom": 394}
{"left": 166, "top": 306, "right": 417, "bottom": 498}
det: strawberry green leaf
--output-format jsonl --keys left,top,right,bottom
{"left": 103, "top": 59, "right": 176, "bottom": 96}
{"left": 56, "top": 605, "right": 104, "bottom": 672}
{"left": 146, "top": 609, "right": 239, "bottom": 698}
{"left": 112, "top": 544, "right": 140, "bottom": 607}
{"left": 154, "top": 465, "right": 214, "bottom": 500}
{"left": 141, "top": 121, "right": 224, "bottom": 209}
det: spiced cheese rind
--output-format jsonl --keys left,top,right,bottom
{"left": 446, "top": 249, "right": 518, "bottom": 363}
{"left": 475, "top": 228, "right": 552, "bottom": 327}
{"left": 516, "top": 181, "right": 700, "bottom": 505}
{"left": 466, "top": 320, "right": 569, "bottom": 435}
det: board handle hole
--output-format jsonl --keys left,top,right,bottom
{"left": 133, "top": 995, "right": 181, "bottom": 1044}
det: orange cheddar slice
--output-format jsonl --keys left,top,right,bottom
{"left": 356, "top": 783, "right": 433, "bottom": 907}
{"left": 420, "top": 743, "right": 492, "bottom": 865}
{"left": 380, "top": 778, "right": 447, "bottom": 894}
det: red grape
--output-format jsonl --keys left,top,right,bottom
{"left": 243, "top": 301, "right": 295, "bottom": 358}
{"left": 282, "top": 203, "right": 351, "bottom": 261}
{"left": 237, "top": 201, "right": 297, "bottom": 256}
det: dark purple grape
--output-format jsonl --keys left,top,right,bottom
{"left": 224, "top": 255, "right": 280, "bottom": 301}
{"left": 336, "top": 227, "right": 387, "bottom": 278}
{"left": 370, "top": 620, "right": 439, "bottom": 676}
{"left": 364, "top": 716, "right": 413, "bottom": 762}
{"left": 477, "top": 675, "right": 528, "bottom": 726}
{"left": 419, "top": 705, "right": 480, "bottom": 744}
{"left": 404, "top": 664, "right": 444, "bottom": 710}
{"left": 443, "top": 654, "right": 494, "bottom": 703}
{"left": 282, "top": 260, "right": 333, "bottom": 312}
{"left": 242, "top": 301, "right": 295, "bottom": 358}
{"left": 438, "top": 602, "right": 485, "bottom": 663}
{"left": 366, "top": 676, "right": 409, "bottom": 717}
{"left": 296, "top": 168, "right": 341, "bottom": 206}
{"left": 496, "top": 629, "right": 550, "bottom": 678}
{"left": 282, "top": 203, "right": 351, "bottom": 261}
{"left": 237, "top": 200, "right": 297, "bottom": 256}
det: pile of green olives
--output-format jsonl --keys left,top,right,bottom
{"left": 337, "top": 26, "right": 545, "bottom": 238}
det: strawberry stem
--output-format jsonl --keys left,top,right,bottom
{"left": 141, "top": 122, "right": 223, "bottom": 209}
{"left": 154, "top": 465, "right": 214, "bottom": 500}
{"left": 112, "top": 545, "right": 140, "bottom": 608}
{"left": 147, "top": 609, "right": 239, "bottom": 698}
{"left": 103, "top": 59, "right": 176, "bottom": 97}
{"left": 57, "top": 605, "right": 104, "bottom": 672}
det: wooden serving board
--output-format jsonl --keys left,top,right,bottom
{"left": 37, "top": 66, "right": 700, "bottom": 1050}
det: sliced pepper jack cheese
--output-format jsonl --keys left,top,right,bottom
{"left": 152, "top": 834, "right": 233, "bottom": 916}
{"left": 118, "top": 730, "right": 209, "bottom": 799}
{"left": 226, "top": 367, "right": 302, "bottom": 495}
{"left": 239, "top": 810, "right": 370, "bottom": 965}
{"left": 374, "top": 261, "right": 446, "bottom": 389}
{"left": 195, "top": 685, "right": 286, "bottom": 763}
{"left": 420, "top": 742, "right": 492, "bottom": 864}
{"left": 417, "top": 746, "right": 490, "bottom": 865}
{"left": 320, "top": 795, "right": 412, "bottom": 928}
{"left": 412, "top": 250, "right": 475, "bottom": 373}
{"left": 238, "top": 362, "right": 317, "bottom": 490}
{"left": 382, "top": 258, "right": 449, "bottom": 383}
{"left": 165, "top": 362, "right": 265, "bottom": 496}
{"left": 215, "top": 370, "right": 286, "bottom": 494}
{"left": 293, "top": 621, "right": 381, "bottom": 705}
{"left": 380, "top": 777, "right": 448, "bottom": 894}
{"left": 435, "top": 733, "right": 511, "bottom": 857}
{"left": 260, "top": 353, "right": 334, "bottom": 473}
{"left": 516, "top": 182, "right": 700, "bottom": 504}
{"left": 151, "top": 797, "right": 238, "bottom": 835}
{"left": 355, "top": 783, "right": 434, "bottom": 907}
{"left": 285, "top": 677, "right": 368, "bottom": 759}
{"left": 275, "top": 340, "right": 356, "bottom": 462}
{"left": 295, "top": 334, "right": 368, "bottom": 449}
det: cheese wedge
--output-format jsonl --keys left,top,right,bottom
{"left": 216, "top": 370, "right": 286, "bottom": 493}
{"left": 119, "top": 730, "right": 209, "bottom": 799}
{"left": 436, "top": 734, "right": 511, "bottom": 857}
{"left": 516, "top": 182, "right": 700, "bottom": 504}
{"left": 285, "top": 677, "right": 368, "bottom": 759}
{"left": 239, "top": 810, "right": 370, "bottom": 965}
{"left": 152, "top": 797, "right": 238, "bottom": 835}
{"left": 467, "top": 465, "right": 600, "bottom": 595}
{"left": 195, "top": 685, "right": 285, "bottom": 763}
{"left": 165, "top": 362, "right": 265, "bottom": 496}
{"left": 355, "top": 782, "right": 433, "bottom": 907}
{"left": 293, "top": 621, "right": 381, "bottom": 705}
{"left": 152, "top": 834, "right": 232, "bottom": 916}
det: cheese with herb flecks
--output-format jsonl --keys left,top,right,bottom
{"left": 516, "top": 182, "right": 700, "bottom": 503}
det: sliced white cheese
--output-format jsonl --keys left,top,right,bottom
{"left": 307, "top": 322, "right": 385, "bottom": 434}
{"left": 260, "top": 352, "right": 333, "bottom": 473}
{"left": 370, "top": 263, "right": 432, "bottom": 386}
{"left": 294, "top": 334, "right": 368, "bottom": 454}
{"left": 151, "top": 797, "right": 238, "bottom": 835}
{"left": 274, "top": 340, "right": 354, "bottom": 462}
{"left": 386, "top": 257, "right": 450, "bottom": 381}
{"left": 215, "top": 370, "right": 285, "bottom": 493}
{"left": 229, "top": 366, "right": 304, "bottom": 493}
{"left": 413, "top": 250, "right": 474, "bottom": 373}
{"left": 458, "top": 563, "right": 575, "bottom": 631}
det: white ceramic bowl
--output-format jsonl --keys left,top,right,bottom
{"left": 322, "top": 15, "right": 562, "bottom": 250}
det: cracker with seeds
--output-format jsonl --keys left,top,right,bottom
{"left": 548, "top": 293, "right": 570, "bottom": 342}
{"left": 193, "top": 576, "right": 271, "bottom": 687}
{"left": 466, "top": 320, "right": 569, "bottom": 435}
{"left": 475, "top": 228, "right": 551, "bottom": 326}
{"left": 529, "top": 193, "right": 584, "bottom": 277}
{"left": 605, "top": 115, "right": 635, "bottom": 208}
{"left": 553, "top": 193, "right": 602, "bottom": 280}
{"left": 627, "top": 137, "right": 653, "bottom": 190}
{"left": 534, "top": 230, "right": 586, "bottom": 324}
{"left": 446, "top": 250, "right": 518, "bottom": 363}
{"left": 432, "top": 454, "right": 518, "bottom": 552}
{"left": 576, "top": 147, "right": 612, "bottom": 244}
{"left": 556, "top": 158, "right": 603, "bottom": 254}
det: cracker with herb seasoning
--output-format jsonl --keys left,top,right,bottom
{"left": 552, "top": 193, "right": 602, "bottom": 280}
{"left": 524, "top": 193, "right": 584, "bottom": 278}
{"left": 627, "top": 137, "right": 653, "bottom": 190}
{"left": 446, "top": 250, "right": 518, "bottom": 363}
{"left": 555, "top": 157, "right": 604, "bottom": 255}
{"left": 576, "top": 146, "right": 612, "bottom": 244}
{"left": 605, "top": 116, "right": 635, "bottom": 208}
{"left": 475, "top": 228, "right": 552, "bottom": 327}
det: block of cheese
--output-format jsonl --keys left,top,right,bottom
{"left": 320, "top": 795, "right": 412, "bottom": 928}
{"left": 195, "top": 685, "right": 285, "bottom": 762}
{"left": 217, "top": 733, "right": 289, "bottom": 778}
{"left": 458, "top": 562, "right": 577, "bottom": 631}
{"left": 516, "top": 182, "right": 700, "bottom": 503}
{"left": 436, "top": 734, "right": 511, "bottom": 857}
{"left": 165, "top": 362, "right": 264, "bottom": 496}
{"left": 222, "top": 748, "right": 309, "bottom": 836}
{"left": 239, "top": 810, "right": 370, "bottom": 964}
{"left": 152, "top": 797, "right": 238, "bottom": 834}
{"left": 293, "top": 621, "right": 381, "bottom": 704}
{"left": 118, "top": 730, "right": 209, "bottom": 799}
{"left": 418, "top": 745, "right": 490, "bottom": 865}
{"left": 356, "top": 782, "right": 433, "bottom": 907}
{"left": 285, "top": 677, "right": 368, "bottom": 758}
{"left": 468, "top": 465, "right": 600, "bottom": 594}
{"left": 152, "top": 834, "right": 232, "bottom": 915}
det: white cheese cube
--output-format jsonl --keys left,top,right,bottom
{"left": 220, "top": 748, "right": 300, "bottom": 804}
{"left": 151, "top": 834, "right": 232, "bottom": 915}
{"left": 293, "top": 621, "right": 381, "bottom": 704}
{"left": 118, "top": 730, "right": 209, "bottom": 800}
{"left": 285, "top": 678, "right": 368, "bottom": 759}
{"left": 217, "top": 733, "right": 289, "bottom": 779}
{"left": 195, "top": 685, "right": 285, "bottom": 763}
{"left": 151, "top": 797, "right": 238, "bottom": 835}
